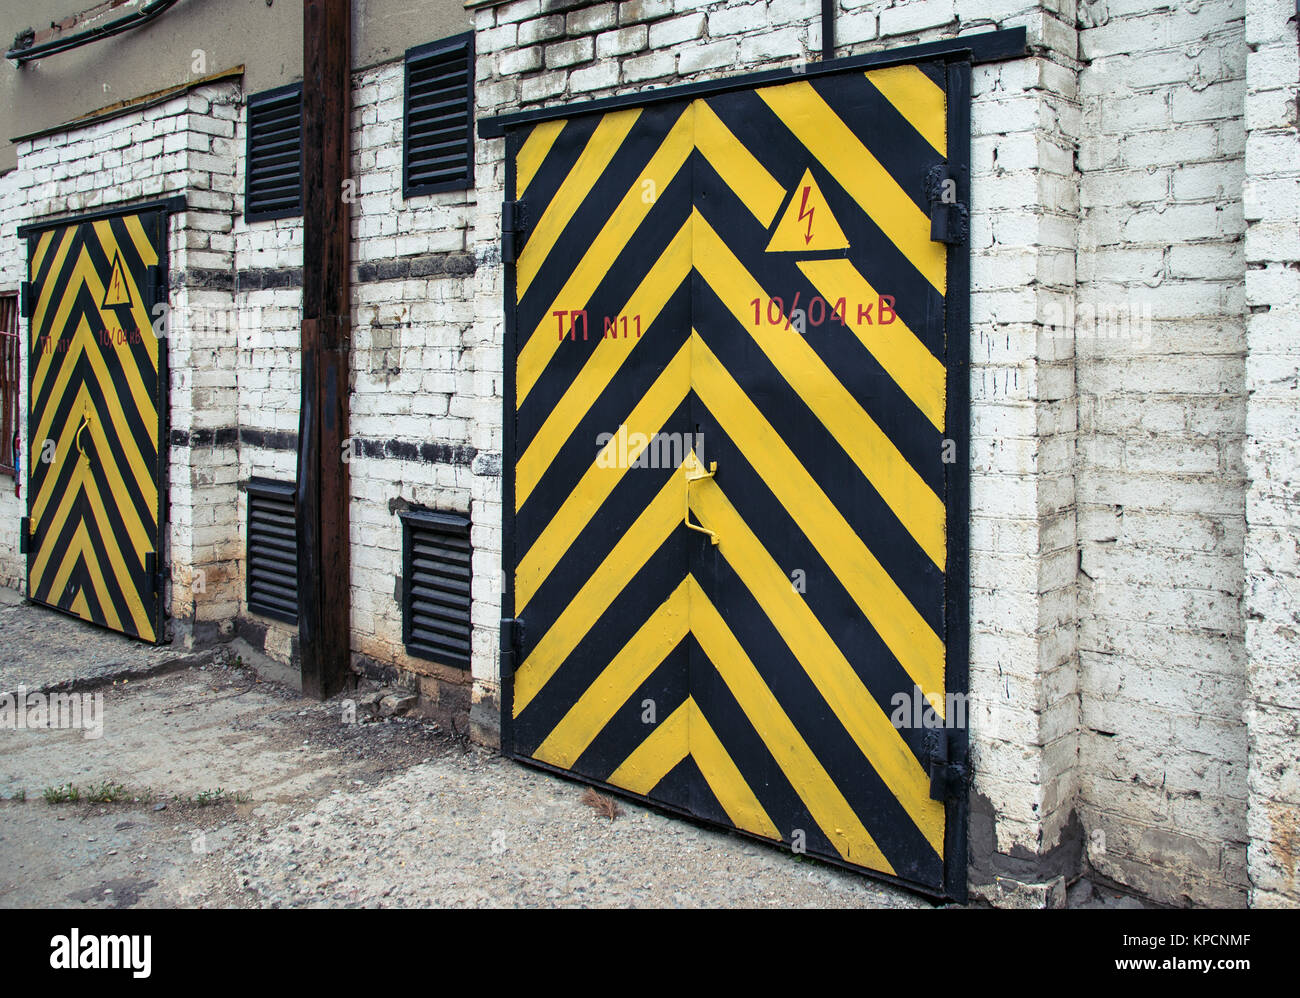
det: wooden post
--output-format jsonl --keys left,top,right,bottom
{"left": 298, "top": 0, "right": 351, "bottom": 699}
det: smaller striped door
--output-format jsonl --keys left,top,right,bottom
{"left": 25, "top": 208, "right": 168, "bottom": 642}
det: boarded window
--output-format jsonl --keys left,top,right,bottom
{"left": 403, "top": 33, "right": 475, "bottom": 197}
{"left": 245, "top": 84, "right": 303, "bottom": 221}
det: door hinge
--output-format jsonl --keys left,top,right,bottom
{"left": 19, "top": 516, "right": 29, "bottom": 553}
{"left": 500, "top": 617, "right": 522, "bottom": 678}
{"left": 146, "top": 265, "right": 167, "bottom": 303}
{"left": 927, "top": 166, "right": 968, "bottom": 246}
{"left": 144, "top": 552, "right": 158, "bottom": 594}
{"left": 924, "top": 725, "right": 967, "bottom": 802}
{"left": 501, "top": 200, "right": 528, "bottom": 265}
{"left": 19, "top": 281, "right": 33, "bottom": 318}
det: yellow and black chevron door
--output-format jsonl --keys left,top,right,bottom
{"left": 505, "top": 61, "right": 967, "bottom": 896}
{"left": 25, "top": 208, "right": 168, "bottom": 643}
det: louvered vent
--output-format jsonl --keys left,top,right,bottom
{"left": 401, "top": 509, "right": 472, "bottom": 668}
{"left": 245, "top": 84, "right": 303, "bottom": 221}
{"left": 403, "top": 33, "right": 474, "bottom": 197}
{"left": 246, "top": 479, "right": 298, "bottom": 625}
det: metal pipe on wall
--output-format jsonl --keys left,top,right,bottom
{"left": 5, "top": 0, "right": 181, "bottom": 64}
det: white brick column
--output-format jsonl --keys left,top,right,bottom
{"left": 469, "top": 5, "right": 510, "bottom": 741}
{"left": 1241, "top": 0, "right": 1300, "bottom": 908}
{"left": 167, "top": 84, "right": 242, "bottom": 647}
{"left": 965, "top": 9, "right": 1083, "bottom": 907}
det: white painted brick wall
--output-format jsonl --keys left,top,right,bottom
{"left": 1076, "top": 0, "right": 1251, "bottom": 907}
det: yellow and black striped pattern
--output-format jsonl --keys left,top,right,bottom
{"left": 26, "top": 210, "right": 166, "bottom": 642}
{"left": 509, "top": 66, "right": 952, "bottom": 889}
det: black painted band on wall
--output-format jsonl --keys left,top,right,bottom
{"left": 355, "top": 438, "right": 476, "bottom": 466}
{"left": 355, "top": 252, "right": 475, "bottom": 283}
{"left": 237, "top": 267, "right": 304, "bottom": 291}
{"left": 172, "top": 253, "right": 477, "bottom": 299}
{"left": 172, "top": 426, "right": 478, "bottom": 468}
{"left": 170, "top": 426, "right": 239, "bottom": 448}
{"left": 170, "top": 426, "right": 293, "bottom": 450}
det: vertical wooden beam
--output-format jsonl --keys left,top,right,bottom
{"left": 298, "top": 0, "right": 351, "bottom": 699}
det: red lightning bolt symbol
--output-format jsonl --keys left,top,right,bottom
{"left": 797, "top": 185, "right": 814, "bottom": 244}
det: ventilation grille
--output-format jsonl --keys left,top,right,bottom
{"left": 246, "top": 479, "right": 298, "bottom": 624}
{"left": 246, "top": 84, "right": 303, "bottom": 221}
{"left": 403, "top": 33, "right": 474, "bottom": 196}
{"left": 401, "top": 509, "right": 472, "bottom": 668}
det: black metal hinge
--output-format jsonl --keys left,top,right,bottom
{"left": 19, "top": 516, "right": 29, "bottom": 553}
{"left": 924, "top": 726, "right": 967, "bottom": 802}
{"left": 500, "top": 617, "right": 521, "bottom": 678}
{"left": 19, "top": 281, "right": 33, "bottom": 318}
{"left": 501, "top": 200, "right": 528, "bottom": 265}
{"left": 144, "top": 552, "right": 158, "bottom": 594}
{"left": 927, "top": 165, "right": 968, "bottom": 246}
{"left": 146, "top": 265, "right": 167, "bottom": 302}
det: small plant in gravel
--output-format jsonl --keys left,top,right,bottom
{"left": 42, "top": 783, "right": 80, "bottom": 804}
{"left": 83, "top": 781, "right": 130, "bottom": 803}
{"left": 185, "top": 787, "right": 246, "bottom": 806}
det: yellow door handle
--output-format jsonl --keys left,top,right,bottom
{"left": 74, "top": 413, "right": 90, "bottom": 458}
{"left": 684, "top": 458, "right": 718, "bottom": 545}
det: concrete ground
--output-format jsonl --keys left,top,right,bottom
{"left": 0, "top": 591, "right": 1147, "bottom": 909}
{"left": 0, "top": 592, "right": 926, "bottom": 908}
{"left": 0, "top": 586, "right": 215, "bottom": 693}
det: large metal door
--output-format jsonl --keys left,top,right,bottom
{"left": 23, "top": 206, "right": 169, "bottom": 643}
{"left": 503, "top": 60, "right": 968, "bottom": 897}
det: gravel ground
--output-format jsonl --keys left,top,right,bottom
{"left": 0, "top": 642, "right": 929, "bottom": 908}
{"left": 217, "top": 746, "right": 928, "bottom": 909}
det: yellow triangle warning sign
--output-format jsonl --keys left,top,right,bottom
{"left": 765, "top": 169, "right": 849, "bottom": 253}
{"left": 102, "top": 252, "right": 132, "bottom": 307}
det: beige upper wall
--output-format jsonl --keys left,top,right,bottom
{"left": 0, "top": 0, "right": 472, "bottom": 171}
